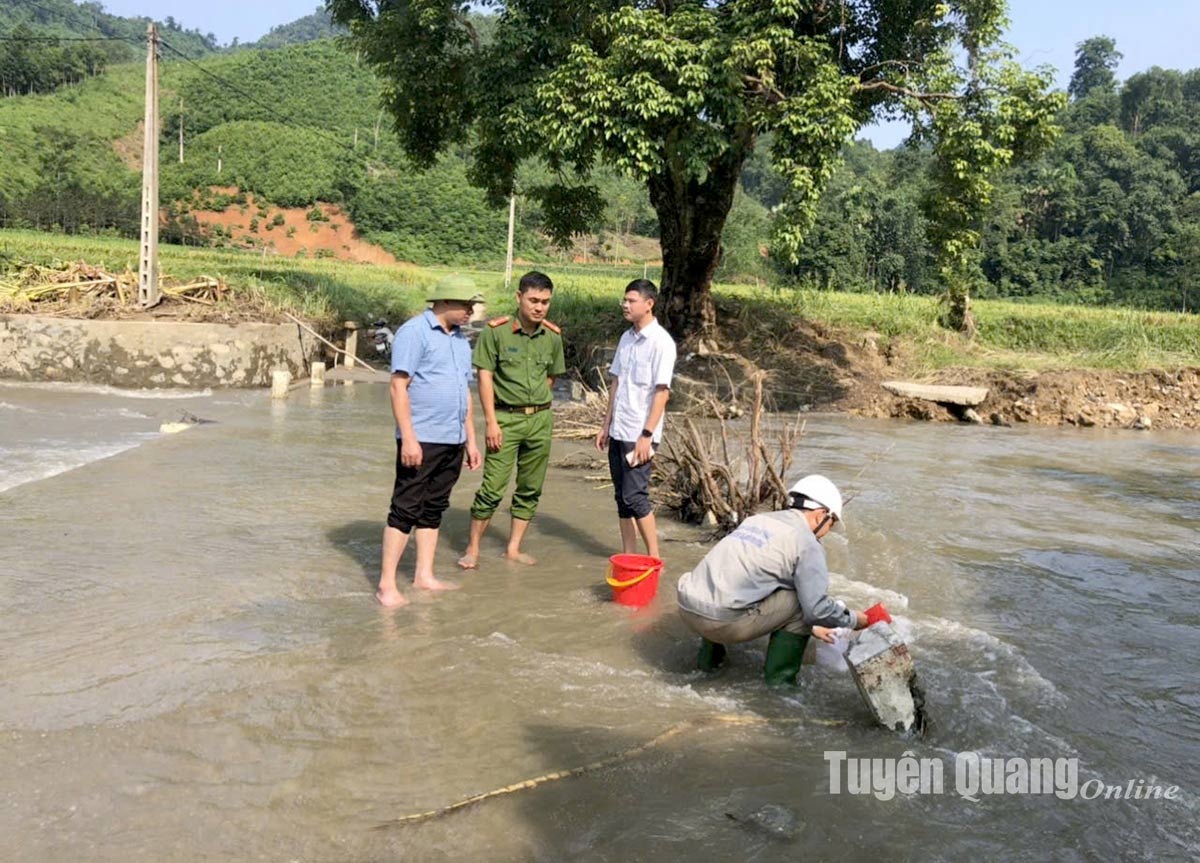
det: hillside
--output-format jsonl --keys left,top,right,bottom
{"left": 246, "top": 8, "right": 344, "bottom": 50}
{"left": 0, "top": 35, "right": 674, "bottom": 269}
{"left": 170, "top": 190, "right": 403, "bottom": 265}
{"left": 0, "top": 0, "right": 217, "bottom": 97}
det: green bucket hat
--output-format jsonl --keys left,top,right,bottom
{"left": 426, "top": 274, "right": 484, "bottom": 304}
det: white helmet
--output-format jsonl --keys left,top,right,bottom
{"left": 788, "top": 474, "right": 844, "bottom": 523}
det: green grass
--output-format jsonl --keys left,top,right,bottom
{"left": 2, "top": 228, "right": 1197, "bottom": 373}
{"left": 719, "top": 285, "right": 1200, "bottom": 371}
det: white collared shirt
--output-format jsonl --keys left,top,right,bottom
{"left": 608, "top": 318, "right": 676, "bottom": 443}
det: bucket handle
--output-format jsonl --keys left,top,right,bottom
{"left": 606, "top": 563, "right": 656, "bottom": 589}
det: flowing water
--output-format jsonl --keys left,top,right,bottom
{"left": 1, "top": 381, "right": 1197, "bottom": 861}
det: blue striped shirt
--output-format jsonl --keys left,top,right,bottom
{"left": 390, "top": 309, "right": 472, "bottom": 444}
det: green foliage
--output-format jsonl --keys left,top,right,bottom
{"left": 161, "top": 121, "right": 358, "bottom": 207}
{"left": 349, "top": 157, "right": 539, "bottom": 265}
{"left": 914, "top": 40, "right": 1067, "bottom": 331}
{"left": 0, "top": 24, "right": 117, "bottom": 96}
{"left": 715, "top": 191, "right": 770, "bottom": 281}
{"left": 330, "top": 0, "right": 1064, "bottom": 337}
{"left": 1069, "top": 36, "right": 1122, "bottom": 101}
{"left": 0, "top": 0, "right": 218, "bottom": 101}
{"left": 248, "top": 7, "right": 344, "bottom": 50}
{"left": 164, "top": 41, "right": 381, "bottom": 138}
{"left": 2, "top": 9, "right": 1195, "bottom": 326}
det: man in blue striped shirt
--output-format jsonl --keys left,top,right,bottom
{"left": 377, "top": 275, "right": 484, "bottom": 607}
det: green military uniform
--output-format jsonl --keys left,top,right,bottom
{"left": 469, "top": 314, "right": 567, "bottom": 522}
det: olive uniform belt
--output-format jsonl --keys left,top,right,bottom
{"left": 495, "top": 402, "right": 552, "bottom": 415}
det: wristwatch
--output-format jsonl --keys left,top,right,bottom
{"left": 640, "top": 428, "right": 653, "bottom": 439}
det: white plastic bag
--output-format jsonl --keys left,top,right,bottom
{"left": 813, "top": 627, "right": 853, "bottom": 671}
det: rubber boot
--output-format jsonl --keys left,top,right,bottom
{"left": 696, "top": 638, "right": 727, "bottom": 672}
{"left": 763, "top": 630, "right": 809, "bottom": 686}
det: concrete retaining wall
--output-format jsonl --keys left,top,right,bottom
{"left": 0, "top": 315, "right": 320, "bottom": 388}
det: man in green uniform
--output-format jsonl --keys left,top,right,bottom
{"left": 458, "top": 271, "right": 566, "bottom": 569}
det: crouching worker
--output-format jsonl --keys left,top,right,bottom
{"left": 676, "top": 475, "right": 872, "bottom": 686}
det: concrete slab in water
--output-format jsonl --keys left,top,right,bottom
{"left": 845, "top": 622, "right": 927, "bottom": 735}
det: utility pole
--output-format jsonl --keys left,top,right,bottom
{"left": 138, "top": 23, "right": 160, "bottom": 308}
{"left": 178, "top": 98, "right": 184, "bottom": 163}
{"left": 217, "top": 144, "right": 222, "bottom": 176}
{"left": 504, "top": 194, "right": 516, "bottom": 290}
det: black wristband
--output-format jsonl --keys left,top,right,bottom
{"left": 640, "top": 428, "right": 653, "bottom": 439}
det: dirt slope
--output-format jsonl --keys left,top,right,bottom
{"left": 666, "top": 305, "right": 1200, "bottom": 431}
{"left": 177, "top": 191, "right": 405, "bottom": 266}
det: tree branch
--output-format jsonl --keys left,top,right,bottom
{"left": 854, "top": 80, "right": 958, "bottom": 101}
{"left": 857, "top": 59, "right": 922, "bottom": 76}
{"left": 742, "top": 75, "right": 786, "bottom": 105}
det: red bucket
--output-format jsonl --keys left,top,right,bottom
{"left": 606, "top": 554, "right": 663, "bottom": 607}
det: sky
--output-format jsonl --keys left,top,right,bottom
{"left": 97, "top": 0, "right": 1199, "bottom": 148}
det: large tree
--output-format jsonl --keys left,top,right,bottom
{"left": 328, "top": 0, "right": 1061, "bottom": 340}
{"left": 1068, "top": 36, "right": 1122, "bottom": 101}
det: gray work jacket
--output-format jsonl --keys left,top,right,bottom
{"left": 676, "top": 508, "right": 854, "bottom": 628}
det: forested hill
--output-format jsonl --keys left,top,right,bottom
{"left": 788, "top": 52, "right": 1200, "bottom": 312}
{"left": 0, "top": 0, "right": 218, "bottom": 96}
{"left": 0, "top": 11, "right": 1196, "bottom": 311}
{"left": 244, "top": 8, "right": 344, "bottom": 51}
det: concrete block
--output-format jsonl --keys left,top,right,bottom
{"left": 844, "top": 622, "right": 927, "bottom": 735}
{"left": 882, "top": 380, "right": 989, "bottom": 406}
{"left": 271, "top": 369, "right": 291, "bottom": 399}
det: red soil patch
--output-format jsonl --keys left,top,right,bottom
{"left": 174, "top": 191, "right": 408, "bottom": 267}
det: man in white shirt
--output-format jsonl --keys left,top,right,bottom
{"left": 594, "top": 279, "right": 677, "bottom": 560}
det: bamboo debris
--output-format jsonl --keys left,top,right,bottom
{"left": 0, "top": 259, "right": 227, "bottom": 308}
{"left": 551, "top": 375, "right": 610, "bottom": 440}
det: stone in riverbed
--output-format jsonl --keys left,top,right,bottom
{"left": 725, "top": 803, "right": 803, "bottom": 841}
{"left": 845, "top": 622, "right": 927, "bottom": 735}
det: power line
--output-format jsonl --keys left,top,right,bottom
{"left": 8, "top": 0, "right": 397, "bottom": 177}
{"left": 5, "top": 0, "right": 115, "bottom": 34}
{"left": 0, "top": 36, "right": 132, "bottom": 43}
{"left": 157, "top": 35, "right": 395, "bottom": 175}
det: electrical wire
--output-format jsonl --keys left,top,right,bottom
{"left": 0, "top": 36, "right": 133, "bottom": 42}
{"left": 3, "top": 0, "right": 131, "bottom": 39}
{"left": 156, "top": 35, "right": 387, "bottom": 167}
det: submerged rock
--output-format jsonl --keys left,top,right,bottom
{"left": 159, "top": 410, "right": 216, "bottom": 434}
{"left": 725, "top": 803, "right": 804, "bottom": 841}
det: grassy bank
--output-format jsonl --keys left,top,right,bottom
{"left": 2, "top": 229, "right": 1197, "bottom": 372}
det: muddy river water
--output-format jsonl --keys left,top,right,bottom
{"left": 1, "top": 381, "right": 1197, "bottom": 861}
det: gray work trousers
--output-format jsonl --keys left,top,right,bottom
{"left": 677, "top": 588, "right": 809, "bottom": 645}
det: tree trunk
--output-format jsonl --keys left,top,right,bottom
{"left": 647, "top": 130, "right": 752, "bottom": 343}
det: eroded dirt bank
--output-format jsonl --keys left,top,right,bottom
{"left": 667, "top": 312, "right": 1200, "bottom": 431}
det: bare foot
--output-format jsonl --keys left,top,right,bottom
{"left": 413, "top": 575, "right": 461, "bottom": 591}
{"left": 376, "top": 587, "right": 409, "bottom": 608}
{"left": 504, "top": 550, "right": 537, "bottom": 566}
{"left": 456, "top": 553, "right": 479, "bottom": 570}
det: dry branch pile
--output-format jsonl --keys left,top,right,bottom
{"left": 552, "top": 372, "right": 805, "bottom": 534}
{"left": 0, "top": 258, "right": 275, "bottom": 321}
{"left": 656, "top": 373, "right": 804, "bottom": 534}
{"left": 552, "top": 377, "right": 611, "bottom": 440}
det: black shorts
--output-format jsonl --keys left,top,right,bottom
{"left": 386, "top": 440, "right": 465, "bottom": 533}
{"left": 607, "top": 438, "right": 654, "bottom": 519}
